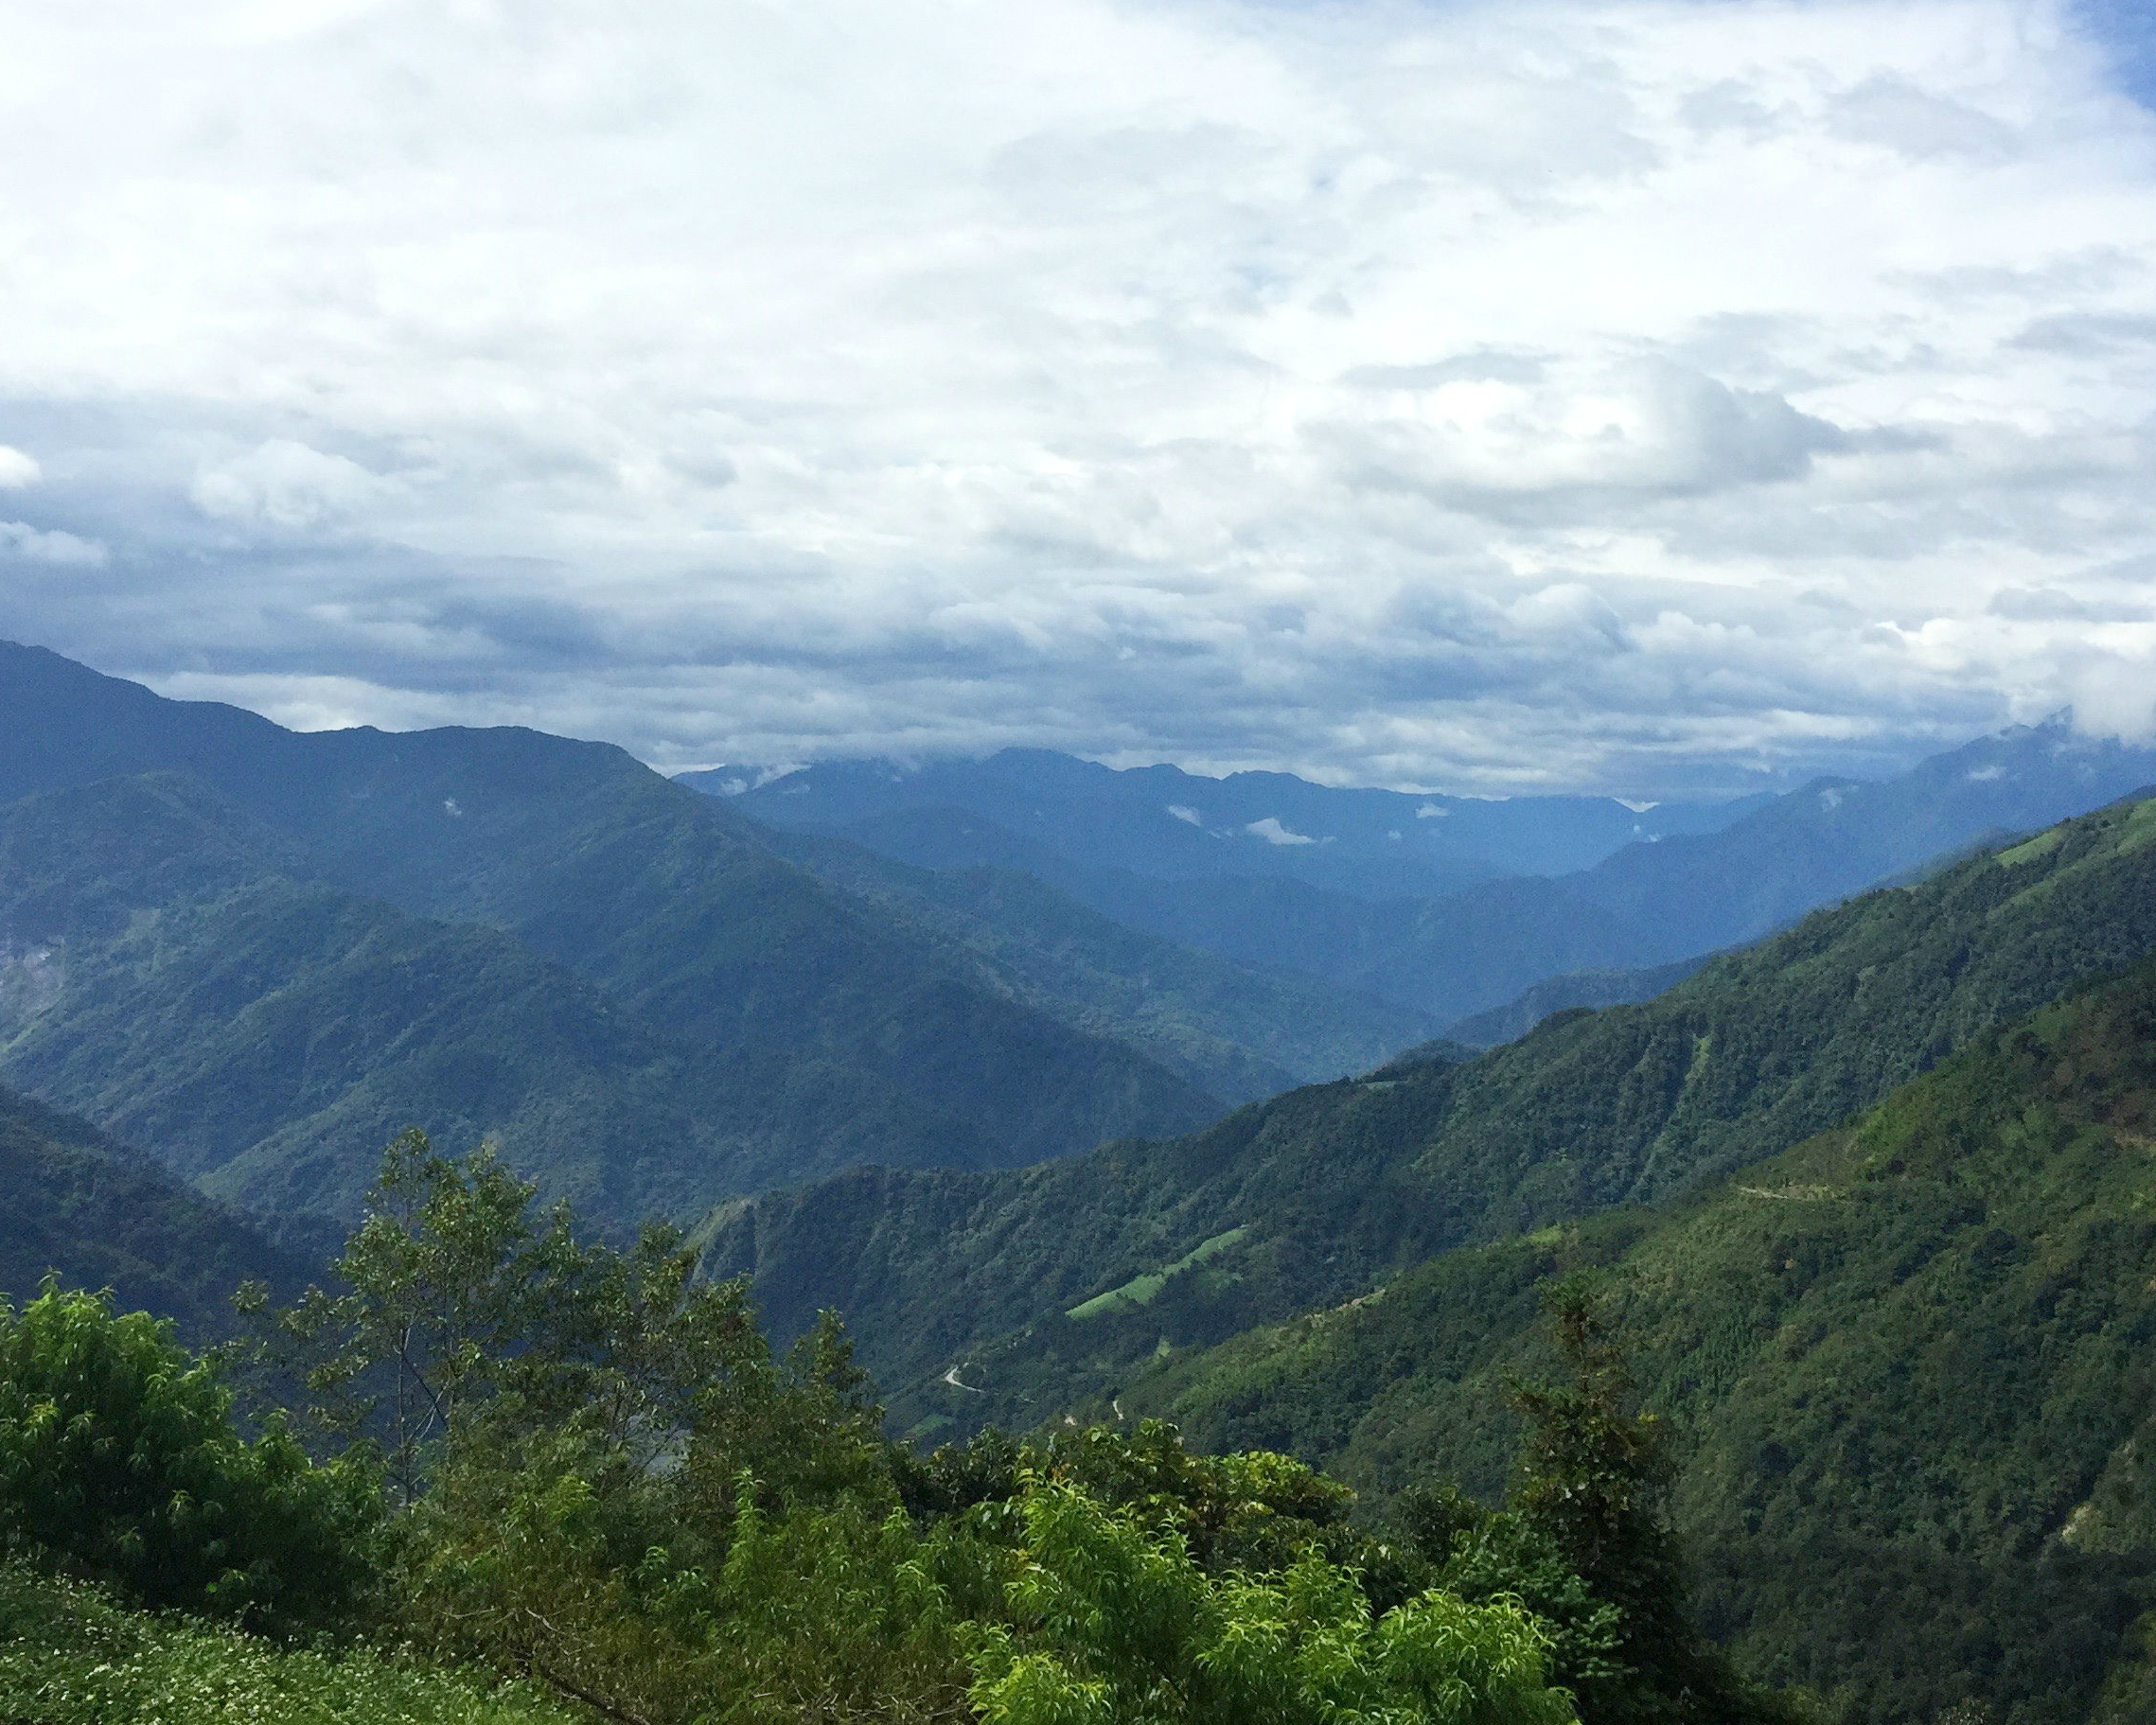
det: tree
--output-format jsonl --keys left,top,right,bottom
{"left": 1499, "top": 1276, "right": 1798, "bottom": 1725}
{"left": 246, "top": 1132, "right": 910, "bottom": 1722}
{"left": 0, "top": 1281, "right": 377, "bottom": 1628}
{"left": 967, "top": 1476, "right": 1576, "bottom": 1725}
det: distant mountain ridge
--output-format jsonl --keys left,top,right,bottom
{"left": 0, "top": 642, "right": 1225, "bottom": 1225}
{"left": 686, "top": 747, "right": 1762, "bottom": 898}
{"left": 697, "top": 721, "right": 2156, "bottom": 1030}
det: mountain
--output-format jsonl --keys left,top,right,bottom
{"left": 0, "top": 642, "right": 1220, "bottom": 1224}
{"left": 699, "top": 721, "right": 2156, "bottom": 1031}
{"left": 699, "top": 791, "right": 2156, "bottom": 1441}
{"left": 0, "top": 1079, "right": 301, "bottom": 1339}
{"left": 755, "top": 826, "right": 1436, "bottom": 1101}
{"left": 1444, "top": 957, "right": 1714, "bottom": 1048}
{"left": 1112, "top": 957, "right": 2156, "bottom": 1725}
{"left": 688, "top": 747, "right": 1763, "bottom": 898}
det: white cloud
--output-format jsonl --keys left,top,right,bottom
{"left": 1165, "top": 804, "right": 1202, "bottom": 824}
{"left": 190, "top": 440, "right": 398, "bottom": 530}
{"left": 0, "top": 0, "right": 2150, "bottom": 794}
{"left": 1246, "top": 816, "right": 1317, "bottom": 846}
{"left": 0, "top": 522, "right": 107, "bottom": 566}
{"left": 2069, "top": 651, "right": 2156, "bottom": 741}
{"left": 0, "top": 448, "right": 40, "bottom": 489}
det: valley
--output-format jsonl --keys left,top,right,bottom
{"left": 6, "top": 637, "right": 2156, "bottom": 1724}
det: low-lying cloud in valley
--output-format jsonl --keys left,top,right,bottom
{"left": 1, "top": 0, "right": 2153, "bottom": 793}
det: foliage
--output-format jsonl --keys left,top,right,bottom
{"left": 1495, "top": 1282, "right": 1791, "bottom": 1725}
{"left": 965, "top": 1478, "right": 1574, "bottom": 1725}
{"left": 0, "top": 1561, "right": 574, "bottom": 1725}
{"left": 0, "top": 1283, "right": 378, "bottom": 1628}
{"left": 3, "top": 1120, "right": 1788, "bottom": 1724}
{"left": 245, "top": 1132, "right": 963, "bottom": 1721}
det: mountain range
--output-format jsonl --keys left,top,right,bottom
{"left": 699, "top": 720, "right": 2156, "bottom": 1030}
{"left": 685, "top": 748, "right": 1769, "bottom": 898}
{"left": 11, "top": 635, "right": 2156, "bottom": 1722}
{"left": 0, "top": 642, "right": 1225, "bottom": 1225}
{"left": 7, "top": 633, "right": 2155, "bottom": 1240}
{"left": 700, "top": 790, "right": 2156, "bottom": 1438}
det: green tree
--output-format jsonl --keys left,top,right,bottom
{"left": 250, "top": 1132, "right": 918, "bottom": 1722}
{"left": 1500, "top": 1278, "right": 1794, "bottom": 1725}
{"left": 0, "top": 1282, "right": 377, "bottom": 1628}
{"left": 967, "top": 1476, "right": 1575, "bottom": 1725}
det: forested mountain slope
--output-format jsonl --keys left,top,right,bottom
{"left": 1119, "top": 959, "right": 2156, "bottom": 1725}
{"left": 0, "top": 642, "right": 1217, "bottom": 1223}
{"left": 0, "top": 1080, "right": 298, "bottom": 1337}
{"left": 0, "top": 768, "right": 1216, "bottom": 1224}
{"left": 702, "top": 793, "right": 2156, "bottom": 1437}
{"left": 757, "top": 825, "right": 1438, "bottom": 1100}
{"left": 710, "top": 720, "right": 2156, "bottom": 1030}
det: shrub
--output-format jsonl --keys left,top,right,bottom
{"left": 0, "top": 1282, "right": 378, "bottom": 1627}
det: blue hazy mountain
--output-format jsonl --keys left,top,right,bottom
{"left": 694, "top": 720, "right": 2156, "bottom": 1031}
{"left": 0, "top": 642, "right": 1228, "bottom": 1224}
{"left": 686, "top": 748, "right": 1764, "bottom": 899}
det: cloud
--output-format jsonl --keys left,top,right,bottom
{"left": 1245, "top": 817, "right": 1317, "bottom": 846}
{"left": 2070, "top": 653, "right": 2156, "bottom": 742}
{"left": 1165, "top": 803, "right": 1202, "bottom": 825}
{"left": 0, "top": 523, "right": 108, "bottom": 567}
{"left": 0, "top": 449, "right": 40, "bottom": 489}
{"left": 1826, "top": 74, "right": 2020, "bottom": 159}
{"left": 190, "top": 440, "right": 398, "bottom": 530}
{"left": 0, "top": 0, "right": 2149, "bottom": 796}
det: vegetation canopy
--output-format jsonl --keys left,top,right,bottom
{"left": 0, "top": 1130, "right": 1795, "bottom": 1725}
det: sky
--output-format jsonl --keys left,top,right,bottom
{"left": 1, "top": 0, "right": 2154, "bottom": 797}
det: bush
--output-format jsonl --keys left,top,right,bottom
{"left": 966, "top": 1477, "right": 1576, "bottom": 1725}
{"left": 0, "top": 1282, "right": 378, "bottom": 1627}
{"left": 0, "top": 1561, "right": 571, "bottom": 1725}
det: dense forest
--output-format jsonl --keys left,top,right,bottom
{"left": 2, "top": 1133, "right": 1789, "bottom": 1724}
{"left": 702, "top": 793, "right": 2156, "bottom": 1436}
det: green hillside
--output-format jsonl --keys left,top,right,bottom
{"left": 0, "top": 1081, "right": 300, "bottom": 1337}
{"left": 0, "top": 772, "right": 1214, "bottom": 1224}
{"left": 0, "top": 642, "right": 1244, "bottom": 1223}
{"left": 1115, "top": 956, "right": 2156, "bottom": 1725}
{"left": 702, "top": 793, "right": 2156, "bottom": 1436}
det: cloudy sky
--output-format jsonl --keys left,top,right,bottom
{"left": 2, "top": 0, "right": 2154, "bottom": 795}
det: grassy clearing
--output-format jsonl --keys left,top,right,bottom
{"left": 1997, "top": 828, "right": 2064, "bottom": 868}
{"left": 1066, "top": 1225, "right": 1249, "bottom": 1319}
